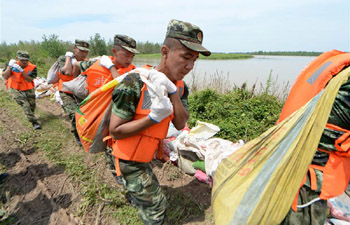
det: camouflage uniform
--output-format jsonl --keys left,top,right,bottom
{"left": 8, "top": 88, "right": 38, "bottom": 124}
{"left": 3, "top": 51, "right": 39, "bottom": 127}
{"left": 110, "top": 19, "right": 209, "bottom": 224}
{"left": 59, "top": 91, "right": 80, "bottom": 133}
{"left": 281, "top": 79, "right": 350, "bottom": 225}
{"left": 57, "top": 39, "right": 90, "bottom": 141}
{"left": 111, "top": 72, "right": 189, "bottom": 224}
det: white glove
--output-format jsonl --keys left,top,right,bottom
{"left": 11, "top": 63, "right": 24, "bottom": 72}
{"left": 99, "top": 55, "right": 114, "bottom": 69}
{"left": 65, "top": 51, "right": 74, "bottom": 58}
{"left": 148, "top": 69, "right": 177, "bottom": 95}
{"left": 148, "top": 96, "right": 173, "bottom": 123}
{"left": 8, "top": 59, "right": 16, "bottom": 67}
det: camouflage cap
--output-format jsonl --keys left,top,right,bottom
{"left": 114, "top": 34, "right": 140, "bottom": 54}
{"left": 75, "top": 39, "right": 90, "bottom": 52}
{"left": 166, "top": 19, "right": 211, "bottom": 56}
{"left": 16, "top": 50, "right": 30, "bottom": 60}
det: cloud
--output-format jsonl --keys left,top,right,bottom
{"left": 1, "top": 0, "right": 349, "bottom": 52}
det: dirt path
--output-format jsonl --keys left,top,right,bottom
{"left": 0, "top": 77, "right": 213, "bottom": 225}
{"left": 0, "top": 81, "right": 84, "bottom": 224}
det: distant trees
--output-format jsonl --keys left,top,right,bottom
{"left": 249, "top": 51, "right": 322, "bottom": 56}
{"left": 0, "top": 33, "right": 161, "bottom": 64}
{"left": 89, "top": 33, "right": 107, "bottom": 57}
{"left": 0, "top": 33, "right": 163, "bottom": 76}
{"left": 41, "top": 34, "right": 69, "bottom": 58}
{"left": 137, "top": 41, "right": 161, "bottom": 54}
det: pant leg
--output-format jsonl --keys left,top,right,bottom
{"left": 9, "top": 88, "right": 38, "bottom": 124}
{"left": 105, "top": 146, "right": 116, "bottom": 173}
{"left": 119, "top": 159, "right": 167, "bottom": 225}
{"left": 280, "top": 185, "right": 327, "bottom": 225}
{"left": 59, "top": 92, "right": 78, "bottom": 133}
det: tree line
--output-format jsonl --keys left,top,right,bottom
{"left": 0, "top": 33, "right": 162, "bottom": 63}
{"left": 0, "top": 33, "right": 162, "bottom": 75}
{"left": 247, "top": 51, "right": 322, "bottom": 56}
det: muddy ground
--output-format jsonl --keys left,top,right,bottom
{"left": 0, "top": 78, "right": 213, "bottom": 225}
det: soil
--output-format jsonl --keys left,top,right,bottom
{"left": 0, "top": 78, "right": 213, "bottom": 225}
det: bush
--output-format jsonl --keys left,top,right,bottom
{"left": 188, "top": 88, "right": 284, "bottom": 142}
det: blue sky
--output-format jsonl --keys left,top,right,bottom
{"left": 1, "top": 0, "right": 349, "bottom": 53}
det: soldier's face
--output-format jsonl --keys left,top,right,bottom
{"left": 73, "top": 46, "right": 89, "bottom": 61}
{"left": 164, "top": 44, "right": 199, "bottom": 82}
{"left": 19, "top": 60, "right": 29, "bottom": 68}
{"left": 113, "top": 48, "right": 134, "bottom": 69}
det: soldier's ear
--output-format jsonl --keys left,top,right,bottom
{"left": 112, "top": 48, "right": 117, "bottom": 56}
{"left": 161, "top": 45, "right": 169, "bottom": 59}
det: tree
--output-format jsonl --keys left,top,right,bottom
{"left": 41, "top": 34, "right": 67, "bottom": 58}
{"left": 89, "top": 33, "right": 107, "bottom": 57}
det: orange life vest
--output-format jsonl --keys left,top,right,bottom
{"left": 7, "top": 61, "right": 36, "bottom": 91}
{"left": 111, "top": 80, "right": 185, "bottom": 163}
{"left": 57, "top": 64, "right": 74, "bottom": 93}
{"left": 82, "top": 56, "right": 136, "bottom": 94}
{"left": 277, "top": 50, "right": 350, "bottom": 209}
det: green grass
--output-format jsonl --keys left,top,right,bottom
{"left": 1, "top": 88, "right": 217, "bottom": 225}
{"left": 0, "top": 89, "right": 142, "bottom": 224}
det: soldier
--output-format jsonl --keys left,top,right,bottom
{"left": 57, "top": 39, "right": 90, "bottom": 145}
{"left": 79, "top": 34, "right": 139, "bottom": 93}
{"left": 109, "top": 19, "right": 211, "bottom": 224}
{"left": 79, "top": 34, "right": 139, "bottom": 184}
{"left": 2, "top": 51, "right": 41, "bottom": 130}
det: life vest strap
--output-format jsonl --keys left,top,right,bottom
{"left": 114, "top": 157, "right": 121, "bottom": 176}
{"left": 325, "top": 123, "right": 350, "bottom": 156}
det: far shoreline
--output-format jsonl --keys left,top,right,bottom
{"left": 135, "top": 51, "right": 322, "bottom": 60}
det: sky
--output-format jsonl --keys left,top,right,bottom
{"left": 0, "top": 0, "right": 349, "bottom": 53}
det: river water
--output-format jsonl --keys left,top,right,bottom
{"left": 133, "top": 55, "right": 316, "bottom": 92}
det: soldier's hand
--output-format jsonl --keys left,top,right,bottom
{"left": 99, "top": 55, "right": 114, "bottom": 69}
{"left": 8, "top": 59, "right": 16, "bottom": 67}
{"left": 11, "top": 64, "right": 24, "bottom": 73}
{"left": 148, "top": 94, "right": 173, "bottom": 123}
{"left": 148, "top": 69, "right": 177, "bottom": 95}
{"left": 65, "top": 51, "right": 74, "bottom": 58}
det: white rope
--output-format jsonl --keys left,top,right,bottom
{"left": 297, "top": 197, "right": 321, "bottom": 208}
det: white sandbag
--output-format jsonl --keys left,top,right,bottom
{"left": 205, "top": 138, "right": 244, "bottom": 178}
{"left": 61, "top": 75, "right": 88, "bottom": 99}
{"left": 47, "top": 61, "right": 60, "bottom": 84}
{"left": 328, "top": 192, "right": 350, "bottom": 222}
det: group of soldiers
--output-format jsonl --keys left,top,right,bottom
{"left": 2, "top": 18, "right": 347, "bottom": 225}
{"left": 2, "top": 19, "right": 210, "bottom": 224}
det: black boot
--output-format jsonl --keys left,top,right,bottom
{"left": 32, "top": 122, "right": 41, "bottom": 130}
{"left": 112, "top": 172, "right": 124, "bottom": 185}
{"left": 0, "top": 173, "right": 9, "bottom": 183}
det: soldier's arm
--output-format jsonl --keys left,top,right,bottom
{"left": 22, "top": 67, "right": 37, "bottom": 82}
{"left": 170, "top": 83, "right": 189, "bottom": 130}
{"left": 2, "top": 66, "right": 11, "bottom": 80}
{"left": 109, "top": 114, "right": 155, "bottom": 140}
{"left": 61, "top": 56, "right": 73, "bottom": 75}
{"left": 72, "top": 61, "right": 81, "bottom": 77}
{"left": 169, "top": 93, "right": 189, "bottom": 130}
{"left": 110, "top": 67, "right": 120, "bottom": 79}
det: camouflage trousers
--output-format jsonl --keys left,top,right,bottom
{"left": 105, "top": 146, "right": 116, "bottom": 175}
{"left": 59, "top": 92, "right": 80, "bottom": 134}
{"left": 119, "top": 159, "right": 167, "bottom": 225}
{"left": 9, "top": 88, "right": 38, "bottom": 124}
{"left": 280, "top": 185, "right": 327, "bottom": 225}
